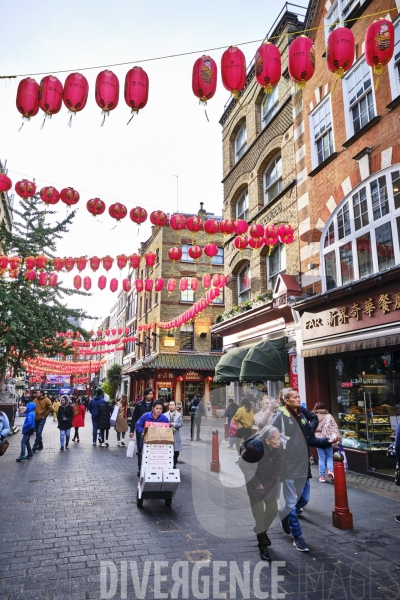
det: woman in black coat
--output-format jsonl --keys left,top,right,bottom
{"left": 98, "top": 400, "right": 113, "bottom": 447}
{"left": 239, "top": 424, "right": 282, "bottom": 562}
{"left": 57, "top": 396, "right": 73, "bottom": 451}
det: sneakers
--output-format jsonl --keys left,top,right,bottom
{"left": 101, "top": 443, "right": 106, "bottom": 447}
{"left": 105, "top": 442, "right": 109, "bottom": 447}
{"left": 395, "top": 515, "right": 400, "bottom": 524}
{"left": 92, "top": 442, "right": 96, "bottom": 446}
{"left": 117, "top": 442, "right": 121, "bottom": 447}
{"left": 27, "top": 453, "right": 34, "bottom": 459}
{"left": 60, "top": 446, "right": 64, "bottom": 451}
{"left": 121, "top": 441, "right": 125, "bottom": 446}
{"left": 328, "top": 471, "right": 334, "bottom": 481}
{"left": 319, "top": 476, "right": 325, "bottom": 483}
{"left": 293, "top": 536, "right": 309, "bottom": 552}
{"left": 16, "top": 455, "right": 27, "bottom": 462}
{"left": 297, "top": 508, "right": 304, "bottom": 516}
{"left": 235, "top": 457, "right": 240, "bottom": 464}
{"left": 281, "top": 515, "right": 291, "bottom": 535}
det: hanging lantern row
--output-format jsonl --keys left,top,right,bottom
{"left": 134, "top": 273, "right": 226, "bottom": 294}
{"left": 156, "top": 286, "right": 221, "bottom": 331}
{"left": 233, "top": 223, "right": 295, "bottom": 254}
{"left": 0, "top": 253, "right": 145, "bottom": 273}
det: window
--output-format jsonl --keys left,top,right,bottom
{"left": 389, "top": 18, "right": 400, "bottom": 99}
{"left": 343, "top": 60, "right": 375, "bottom": 137}
{"left": 180, "top": 323, "right": 194, "bottom": 351}
{"left": 237, "top": 263, "right": 251, "bottom": 304}
{"left": 234, "top": 122, "right": 246, "bottom": 162}
{"left": 321, "top": 167, "right": 400, "bottom": 291}
{"left": 181, "top": 244, "right": 194, "bottom": 263}
{"left": 236, "top": 190, "right": 248, "bottom": 221}
{"left": 213, "top": 288, "right": 224, "bottom": 305}
{"left": 324, "top": 0, "right": 368, "bottom": 40}
{"left": 264, "top": 154, "right": 282, "bottom": 204}
{"left": 310, "top": 98, "right": 334, "bottom": 167}
{"left": 211, "top": 332, "right": 223, "bottom": 352}
{"left": 267, "top": 243, "right": 286, "bottom": 291}
{"left": 154, "top": 290, "right": 159, "bottom": 305}
{"left": 211, "top": 247, "right": 224, "bottom": 266}
{"left": 261, "top": 86, "right": 279, "bottom": 128}
{"left": 181, "top": 278, "right": 195, "bottom": 303}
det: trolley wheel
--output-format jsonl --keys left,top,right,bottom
{"left": 137, "top": 493, "right": 143, "bottom": 507}
{"left": 165, "top": 498, "right": 172, "bottom": 506}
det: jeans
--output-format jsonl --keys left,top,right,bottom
{"left": 92, "top": 419, "right": 99, "bottom": 443}
{"left": 21, "top": 433, "right": 32, "bottom": 457}
{"left": 34, "top": 418, "right": 46, "bottom": 448}
{"left": 279, "top": 478, "right": 311, "bottom": 539}
{"left": 190, "top": 416, "right": 201, "bottom": 440}
{"left": 60, "top": 429, "right": 71, "bottom": 448}
{"left": 117, "top": 431, "right": 126, "bottom": 441}
{"left": 250, "top": 497, "right": 278, "bottom": 534}
{"left": 174, "top": 451, "right": 179, "bottom": 468}
{"left": 317, "top": 446, "right": 334, "bottom": 476}
{"left": 99, "top": 428, "right": 109, "bottom": 443}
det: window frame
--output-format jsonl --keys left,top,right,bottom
{"left": 309, "top": 96, "right": 334, "bottom": 168}
{"left": 181, "top": 244, "right": 195, "bottom": 263}
{"left": 211, "top": 332, "right": 223, "bottom": 352}
{"left": 267, "top": 243, "right": 286, "bottom": 291}
{"left": 236, "top": 189, "right": 249, "bottom": 221}
{"left": 211, "top": 247, "right": 224, "bottom": 266}
{"left": 264, "top": 153, "right": 282, "bottom": 205}
{"left": 180, "top": 277, "right": 195, "bottom": 303}
{"left": 180, "top": 322, "right": 194, "bottom": 351}
{"left": 261, "top": 86, "right": 279, "bottom": 128}
{"left": 324, "top": 0, "right": 367, "bottom": 41}
{"left": 234, "top": 122, "right": 247, "bottom": 163}
{"left": 342, "top": 58, "right": 376, "bottom": 139}
{"left": 237, "top": 262, "right": 251, "bottom": 304}
{"left": 388, "top": 15, "right": 400, "bottom": 100}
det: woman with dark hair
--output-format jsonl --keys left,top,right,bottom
{"left": 115, "top": 394, "right": 129, "bottom": 446}
{"left": 231, "top": 397, "right": 254, "bottom": 460}
{"left": 57, "top": 395, "right": 73, "bottom": 451}
{"left": 71, "top": 397, "right": 85, "bottom": 442}
{"left": 313, "top": 402, "right": 341, "bottom": 482}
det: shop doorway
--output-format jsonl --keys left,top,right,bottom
{"left": 183, "top": 382, "right": 203, "bottom": 415}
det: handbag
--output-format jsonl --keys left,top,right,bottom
{"left": 110, "top": 405, "right": 119, "bottom": 427}
{"left": 229, "top": 420, "right": 238, "bottom": 436}
{"left": 126, "top": 439, "right": 136, "bottom": 458}
{"left": 0, "top": 438, "right": 10, "bottom": 456}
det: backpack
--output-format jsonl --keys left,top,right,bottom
{"left": 190, "top": 403, "right": 198, "bottom": 416}
{"left": 0, "top": 438, "right": 10, "bottom": 456}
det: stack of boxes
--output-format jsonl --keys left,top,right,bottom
{"left": 138, "top": 425, "right": 180, "bottom": 497}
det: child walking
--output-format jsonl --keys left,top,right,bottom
{"left": 16, "top": 402, "right": 36, "bottom": 462}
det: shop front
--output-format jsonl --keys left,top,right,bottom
{"left": 296, "top": 273, "right": 400, "bottom": 479}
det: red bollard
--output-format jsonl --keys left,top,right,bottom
{"left": 332, "top": 452, "right": 353, "bottom": 529}
{"left": 210, "top": 429, "right": 220, "bottom": 472}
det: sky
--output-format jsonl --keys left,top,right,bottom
{"left": 1, "top": 0, "right": 307, "bottom": 331}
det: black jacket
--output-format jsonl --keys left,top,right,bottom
{"left": 271, "top": 406, "right": 332, "bottom": 480}
{"left": 129, "top": 399, "right": 153, "bottom": 433}
{"left": 98, "top": 401, "right": 113, "bottom": 430}
{"left": 224, "top": 402, "right": 239, "bottom": 423}
{"left": 189, "top": 398, "right": 204, "bottom": 417}
{"left": 57, "top": 405, "right": 73, "bottom": 431}
{"left": 240, "top": 435, "right": 282, "bottom": 500}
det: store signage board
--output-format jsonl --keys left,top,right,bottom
{"left": 164, "top": 339, "right": 176, "bottom": 347}
{"left": 182, "top": 371, "right": 202, "bottom": 381}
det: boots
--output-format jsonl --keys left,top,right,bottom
{"left": 256, "top": 532, "right": 271, "bottom": 562}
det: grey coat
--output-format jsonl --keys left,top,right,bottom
{"left": 165, "top": 411, "right": 183, "bottom": 452}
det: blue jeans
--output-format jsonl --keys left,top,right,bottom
{"left": 21, "top": 433, "right": 32, "bottom": 456}
{"left": 317, "top": 446, "right": 333, "bottom": 476}
{"left": 92, "top": 419, "right": 98, "bottom": 443}
{"left": 34, "top": 418, "right": 46, "bottom": 448}
{"left": 60, "top": 429, "right": 71, "bottom": 448}
{"left": 280, "top": 478, "right": 311, "bottom": 539}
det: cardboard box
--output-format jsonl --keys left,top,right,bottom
{"left": 144, "top": 426, "right": 174, "bottom": 444}
{"left": 142, "top": 443, "right": 174, "bottom": 471}
{"left": 141, "top": 470, "right": 162, "bottom": 492}
{"left": 161, "top": 469, "right": 180, "bottom": 495}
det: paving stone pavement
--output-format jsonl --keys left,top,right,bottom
{"left": 1, "top": 413, "right": 400, "bottom": 599}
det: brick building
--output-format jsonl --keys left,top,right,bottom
{"left": 212, "top": 5, "right": 304, "bottom": 405}
{"left": 121, "top": 204, "right": 225, "bottom": 413}
{"left": 292, "top": 0, "right": 400, "bottom": 477}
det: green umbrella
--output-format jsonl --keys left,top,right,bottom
{"left": 214, "top": 347, "right": 251, "bottom": 383}
{"left": 239, "top": 337, "right": 288, "bottom": 383}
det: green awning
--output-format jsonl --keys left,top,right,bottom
{"left": 214, "top": 347, "right": 251, "bottom": 383}
{"left": 239, "top": 337, "right": 288, "bottom": 383}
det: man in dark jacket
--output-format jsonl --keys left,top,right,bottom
{"left": 271, "top": 388, "right": 339, "bottom": 553}
{"left": 129, "top": 388, "right": 154, "bottom": 473}
{"left": 224, "top": 398, "right": 239, "bottom": 449}
{"left": 189, "top": 395, "right": 204, "bottom": 441}
{"left": 98, "top": 398, "right": 113, "bottom": 447}
{"left": 88, "top": 388, "right": 104, "bottom": 446}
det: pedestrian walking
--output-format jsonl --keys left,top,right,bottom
{"left": 53, "top": 398, "right": 60, "bottom": 422}
{"left": 271, "top": 388, "right": 339, "bottom": 552}
{"left": 313, "top": 402, "right": 341, "bottom": 482}
{"left": 16, "top": 402, "right": 36, "bottom": 462}
{"left": 129, "top": 388, "right": 154, "bottom": 471}
{"left": 135, "top": 399, "right": 170, "bottom": 475}
{"left": 231, "top": 397, "right": 254, "bottom": 459}
{"left": 189, "top": 394, "right": 205, "bottom": 441}
{"left": 239, "top": 424, "right": 282, "bottom": 562}
{"left": 224, "top": 397, "right": 239, "bottom": 449}
{"left": 88, "top": 388, "right": 105, "bottom": 446}
{"left": 72, "top": 397, "right": 85, "bottom": 442}
{"left": 115, "top": 394, "right": 129, "bottom": 446}
{"left": 0, "top": 410, "right": 10, "bottom": 441}
{"left": 57, "top": 396, "right": 73, "bottom": 451}
{"left": 32, "top": 389, "right": 53, "bottom": 452}
{"left": 98, "top": 396, "right": 113, "bottom": 447}
{"left": 165, "top": 400, "right": 183, "bottom": 468}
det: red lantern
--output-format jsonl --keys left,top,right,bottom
{"left": 16, "top": 78, "right": 39, "bottom": 121}
{"left": 0, "top": 174, "right": 12, "bottom": 192}
{"left": 25, "top": 256, "right": 36, "bottom": 270}
{"left": 75, "top": 257, "right": 87, "bottom": 272}
{"left": 288, "top": 36, "right": 315, "bottom": 88}
{"left": 212, "top": 274, "right": 221, "bottom": 287}
{"left": 144, "top": 252, "right": 157, "bottom": 268}
{"left": 204, "top": 243, "right": 218, "bottom": 259}
{"left": 135, "top": 279, "right": 144, "bottom": 293}
{"left": 278, "top": 224, "right": 294, "bottom": 240}
{"left": 102, "top": 256, "right": 114, "bottom": 271}
{"left": 219, "top": 218, "right": 236, "bottom": 235}
{"left": 130, "top": 206, "right": 147, "bottom": 224}
{"left": 192, "top": 55, "right": 218, "bottom": 104}
{"left": 186, "top": 216, "right": 203, "bottom": 233}
{"left": 169, "top": 214, "right": 187, "bottom": 231}
{"left": 234, "top": 219, "right": 248, "bottom": 234}
{"left": 60, "top": 187, "right": 80, "bottom": 206}
{"left": 97, "top": 330, "right": 103, "bottom": 337}
{"left": 202, "top": 274, "right": 211, "bottom": 289}
{"left": 249, "top": 237, "right": 264, "bottom": 249}
{"left": 95, "top": 70, "right": 119, "bottom": 122}
{"left": 188, "top": 245, "right": 202, "bottom": 261}
{"left": 249, "top": 224, "right": 264, "bottom": 240}
{"left": 145, "top": 279, "right": 153, "bottom": 293}
{"left": 8, "top": 256, "right": 21, "bottom": 270}
{"left": 191, "top": 277, "right": 199, "bottom": 291}
{"left": 219, "top": 275, "right": 227, "bottom": 287}
{"left": 221, "top": 46, "right": 246, "bottom": 99}
{"left": 24, "top": 269, "right": 36, "bottom": 282}
{"left": 200, "top": 298, "right": 207, "bottom": 310}
{"left": 116, "top": 254, "right": 128, "bottom": 270}
{"left": 168, "top": 247, "right": 182, "bottom": 262}
{"left": 106, "top": 328, "right": 111, "bottom": 336}
{"left": 180, "top": 278, "right": 188, "bottom": 292}
{"left": 214, "top": 287, "right": 221, "bottom": 298}
{"left": 89, "top": 256, "right": 101, "bottom": 271}
{"left": 125, "top": 327, "right": 130, "bottom": 335}
{"left": 15, "top": 179, "right": 36, "bottom": 199}
{"left": 35, "top": 255, "right": 48, "bottom": 270}
{"left": 83, "top": 276, "right": 92, "bottom": 291}
{"left": 234, "top": 236, "right": 248, "bottom": 251}
{"left": 204, "top": 219, "right": 220, "bottom": 235}
{"left": 38, "top": 75, "right": 63, "bottom": 119}
{"left": 122, "top": 278, "right": 131, "bottom": 292}
{"left": 110, "top": 278, "right": 118, "bottom": 293}
{"left": 365, "top": 19, "right": 395, "bottom": 77}
{"left": 255, "top": 42, "right": 281, "bottom": 94}
{"left": 326, "top": 28, "right": 355, "bottom": 81}
{"left": 49, "top": 273, "right": 58, "bottom": 288}
{"left": 38, "top": 272, "right": 48, "bottom": 286}
{"left": 265, "top": 224, "right": 279, "bottom": 238}
{"left": 40, "top": 186, "right": 60, "bottom": 205}
{"left": 73, "top": 275, "right": 82, "bottom": 290}
{"left": 150, "top": 210, "right": 168, "bottom": 226}
{"left": 155, "top": 278, "right": 164, "bottom": 292}
{"left": 167, "top": 279, "right": 176, "bottom": 293}
{"left": 63, "top": 72, "right": 89, "bottom": 119}
{"left": 109, "top": 202, "right": 127, "bottom": 221}
{"left": 124, "top": 67, "right": 149, "bottom": 120}
{"left": 64, "top": 257, "right": 75, "bottom": 272}
{"left": 87, "top": 198, "right": 106, "bottom": 216}
{"left": 129, "top": 254, "right": 140, "bottom": 269}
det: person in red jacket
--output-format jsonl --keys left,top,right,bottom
{"left": 72, "top": 398, "right": 85, "bottom": 442}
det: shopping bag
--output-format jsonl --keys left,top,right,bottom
{"left": 126, "top": 439, "right": 136, "bottom": 458}
{"left": 338, "top": 443, "right": 348, "bottom": 470}
{"left": 229, "top": 420, "right": 238, "bottom": 437}
{"left": 110, "top": 405, "right": 119, "bottom": 427}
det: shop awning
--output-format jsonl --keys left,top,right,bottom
{"left": 239, "top": 337, "right": 288, "bottom": 383}
{"left": 122, "top": 353, "right": 220, "bottom": 374}
{"left": 301, "top": 332, "right": 400, "bottom": 357}
{"left": 214, "top": 347, "right": 252, "bottom": 383}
